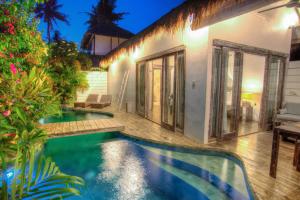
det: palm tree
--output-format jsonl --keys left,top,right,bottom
{"left": 52, "top": 30, "right": 63, "bottom": 42}
{"left": 86, "top": 0, "right": 126, "bottom": 29}
{"left": 35, "top": 0, "right": 69, "bottom": 43}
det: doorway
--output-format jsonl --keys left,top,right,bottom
{"left": 146, "top": 58, "right": 163, "bottom": 124}
{"left": 239, "top": 53, "right": 265, "bottom": 136}
{"left": 136, "top": 51, "right": 185, "bottom": 132}
{"left": 210, "top": 43, "right": 286, "bottom": 140}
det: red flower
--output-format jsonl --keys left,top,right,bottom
{"left": 9, "top": 53, "right": 14, "bottom": 58}
{"left": 10, "top": 63, "right": 17, "bottom": 75}
{"left": 3, "top": 22, "right": 15, "bottom": 35}
{"left": 4, "top": 10, "right": 10, "bottom": 16}
{"left": 2, "top": 110, "right": 11, "bottom": 117}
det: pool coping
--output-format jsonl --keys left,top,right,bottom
{"left": 64, "top": 107, "right": 114, "bottom": 118}
{"left": 40, "top": 108, "right": 125, "bottom": 137}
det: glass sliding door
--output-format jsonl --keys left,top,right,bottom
{"left": 162, "top": 55, "right": 176, "bottom": 130}
{"left": 260, "top": 56, "right": 285, "bottom": 130}
{"left": 210, "top": 48, "right": 222, "bottom": 138}
{"left": 222, "top": 50, "right": 243, "bottom": 138}
{"left": 145, "top": 59, "right": 163, "bottom": 124}
{"left": 210, "top": 48, "right": 243, "bottom": 140}
{"left": 239, "top": 53, "right": 266, "bottom": 136}
{"left": 136, "top": 51, "right": 185, "bottom": 132}
{"left": 210, "top": 46, "right": 286, "bottom": 140}
{"left": 136, "top": 62, "right": 146, "bottom": 116}
{"left": 175, "top": 51, "right": 185, "bottom": 131}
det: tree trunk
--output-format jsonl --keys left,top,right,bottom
{"left": 47, "top": 22, "right": 51, "bottom": 44}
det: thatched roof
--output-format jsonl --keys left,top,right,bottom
{"left": 100, "top": 0, "right": 279, "bottom": 67}
{"left": 81, "top": 22, "right": 134, "bottom": 50}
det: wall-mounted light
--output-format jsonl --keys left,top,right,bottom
{"left": 282, "top": 9, "right": 299, "bottom": 29}
{"left": 131, "top": 47, "right": 140, "bottom": 61}
{"left": 259, "top": 1, "right": 300, "bottom": 29}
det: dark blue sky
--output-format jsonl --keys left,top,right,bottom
{"left": 38, "top": 0, "right": 185, "bottom": 46}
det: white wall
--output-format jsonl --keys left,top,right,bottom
{"left": 107, "top": 3, "right": 292, "bottom": 144}
{"left": 285, "top": 61, "right": 300, "bottom": 103}
{"left": 108, "top": 26, "right": 210, "bottom": 143}
{"left": 92, "top": 35, "right": 127, "bottom": 56}
{"left": 77, "top": 72, "right": 107, "bottom": 102}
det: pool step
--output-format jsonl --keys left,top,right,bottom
{"left": 40, "top": 119, "right": 125, "bottom": 137}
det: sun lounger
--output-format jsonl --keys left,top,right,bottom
{"left": 90, "top": 95, "right": 112, "bottom": 109}
{"left": 74, "top": 94, "right": 99, "bottom": 108}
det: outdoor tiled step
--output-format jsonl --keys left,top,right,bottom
{"left": 40, "top": 118, "right": 125, "bottom": 137}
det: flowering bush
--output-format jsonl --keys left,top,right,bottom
{"left": 0, "top": 1, "right": 84, "bottom": 199}
{"left": 0, "top": 2, "right": 48, "bottom": 75}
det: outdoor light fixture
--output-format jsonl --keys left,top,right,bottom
{"left": 132, "top": 47, "right": 140, "bottom": 61}
{"left": 259, "top": 0, "right": 300, "bottom": 28}
{"left": 283, "top": 10, "right": 299, "bottom": 28}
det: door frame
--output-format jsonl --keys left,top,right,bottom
{"left": 135, "top": 48, "right": 186, "bottom": 132}
{"left": 136, "top": 61, "right": 147, "bottom": 117}
{"left": 210, "top": 39, "right": 288, "bottom": 140}
{"left": 161, "top": 53, "right": 177, "bottom": 131}
{"left": 211, "top": 47, "right": 243, "bottom": 140}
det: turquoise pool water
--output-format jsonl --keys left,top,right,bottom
{"left": 43, "top": 132, "right": 255, "bottom": 200}
{"left": 39, "top": 110, "right": 112, "bottom": 124}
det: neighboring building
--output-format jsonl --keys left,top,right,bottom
{"left": 100, "top": 0, "right": 296, "bottom": 144}
{"left": 81, "top": 22, "right": 134, "bottom": 66}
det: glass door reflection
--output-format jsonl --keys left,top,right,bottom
{"left": 162, "top": 55, "right": 175, "bottom": 130}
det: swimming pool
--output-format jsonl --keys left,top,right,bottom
{"left": 39, "top": 110, "right": 112, "bottom": 124}
{"left": 43, "top": 132, "right": 256, "bottom": 200}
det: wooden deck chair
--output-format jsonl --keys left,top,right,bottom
{"left": 74, "top": 94, "right": 99, "bottom": 108}
{"left": 90, "top": 95, "right": 112, "bottom": 109}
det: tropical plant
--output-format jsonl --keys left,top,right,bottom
{"left": 0, "top": 2, "right": 48, "bottom": 74}
{"left": 47, "top": 40, "right": 88, "bottom": 104}
{"left": 77, "top": 53, "right": 93, "bottom": 71}
{"left": 86, "top": 0, "right": 127, "bottom": 29}
{"left": 0, "top": 1, "right": 84, "bottom": 199}
{"left": 52, "top": 30, "right": 63, "bottom": 42}
{"left": 34, "top": 0, "right": 69, "bottom": 43}
{"left": 0, "top": 67, "right": 84, "bottom": 200}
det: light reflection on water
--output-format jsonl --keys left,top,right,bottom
{"left": 43, "top": 133, "right": 255, "bottom": 200}
{"left": 98, "top": 141, "right": 148, "bottom": 200}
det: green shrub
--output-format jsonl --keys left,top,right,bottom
{"left": 0, "top": 1, "right": 85, "bottom": 199}
{"left": 47, "top": 40, "right": 88, "bottom": 104}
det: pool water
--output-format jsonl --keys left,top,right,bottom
{"left": 43, "top": 132, "right": 255, "bottom": 200}
{"left": 39, "top": 110, "right": 112, "bottom": 124}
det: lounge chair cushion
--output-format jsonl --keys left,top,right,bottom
{"left": 74, "top": 94, "right": 99, "bottom": 108}
{"left": 277, "top": 114, "right": 300, "bottom": 122}
{"left": 286, "top": 103, "right": 300, "bottom": 116}
{"left": 90, "top": 95, "right": 112, "bottom": 109}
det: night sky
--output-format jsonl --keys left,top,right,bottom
{"left": 38, "top": 0, "right": 185, "bottom": 46}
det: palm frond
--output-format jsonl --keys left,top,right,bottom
{"left": 11, "top": 154, "right": 84, "bottom": 199}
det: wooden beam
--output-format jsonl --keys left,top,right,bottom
{"left": 93, "top": 34, "right": 96, "bottom": 55}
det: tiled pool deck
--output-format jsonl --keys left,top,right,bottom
{"left": 40, "top": 106, "right": 300, "bottom": 200}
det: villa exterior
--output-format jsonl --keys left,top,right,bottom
{"left": 99, "top": 0, "right": 296, "bottom": 144}
{"left": 81, "top": 22, "right": 134, "bottom": 65}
